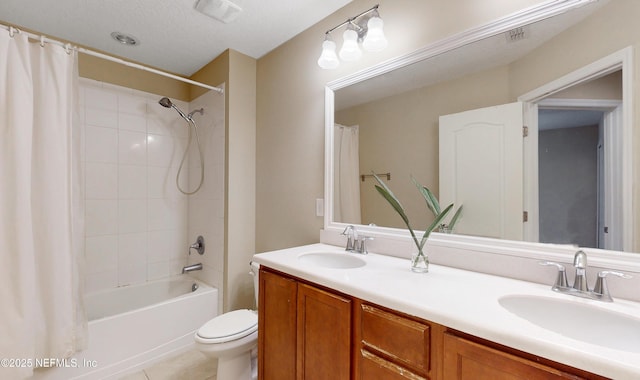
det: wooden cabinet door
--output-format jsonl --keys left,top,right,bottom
{"left": 259, "top": 269, "right": 298, "bottom": 380}
{"left": 296, "top": 282, "right": 352, "bottom": 380}
{"left": 443, "top": 333, "right": 588, "bottom": 380}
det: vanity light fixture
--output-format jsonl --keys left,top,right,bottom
{"left": 317, "top": 4, "right": 387, "bottom": 69}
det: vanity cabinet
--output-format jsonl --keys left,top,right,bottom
{"left": 258, "top": 267, "right": 608, "bottom": 380}
{"left": 442, "top": 332, "right": 609, "bottom": 380}
{"left": 258, "top": 268, "right": 297, "bottom": 379}
{"left": 355, "top": 301, "right": 442, "bottom": 379}
{"left": 258, "top": 268, "right": 352, "bottom": 380}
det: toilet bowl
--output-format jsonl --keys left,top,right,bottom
{"left": 195, "top": 262, "right": 260, "bottom": 380}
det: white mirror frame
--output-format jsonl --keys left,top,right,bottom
{"left": 323, "top": 0, "right": 640, "bottom": 272}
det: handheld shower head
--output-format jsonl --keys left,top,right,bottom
{"left": 158, "top": 97, "right": 173, "bottom": 108}
{"left": 158, "top": 97, "right": 188, "bottom": 120}
{"left": 157, "top": 95, "right": 206, "bottom": 195}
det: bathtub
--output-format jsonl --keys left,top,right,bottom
{"left": 32, "top": 277, "right": 218, "bottom": 380}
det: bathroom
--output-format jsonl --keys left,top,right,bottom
{"left": 2, "top": 0, "right": 640, "bottom": 379}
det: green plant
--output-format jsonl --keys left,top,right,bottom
{"left": 372, "top": 173, "right": 462, "bottom": 254}
{"left": 410, "top": 176, "right": 463, "bottom": 233}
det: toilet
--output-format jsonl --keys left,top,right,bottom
{"left": 195, "top": 262, "right": 260, "bottom": 380}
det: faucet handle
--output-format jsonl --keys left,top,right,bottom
{"left": 539, "top": 261, "right": 568, "bottom": 289}
{"left": 189, "top": 235, "right": 205, "bottom": 255}
{"left": 356, "top": 236, "right": 374, "bottom": 255}
{"left": 341, "top": 225, "right": 356, "bottom": 251}
{"left": 593, "top": 270, "right": 632, "bottom": 302}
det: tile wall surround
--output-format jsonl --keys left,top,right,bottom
{"left": 80, "top": 78, "right": 225, "bottom": 298}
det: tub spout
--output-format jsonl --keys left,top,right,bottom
{"left": 182, "top": 263, "right": 203, "bottom": 274}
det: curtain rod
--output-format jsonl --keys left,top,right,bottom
{"left": 1, "top": 24, "right": 224, "bottom": 94}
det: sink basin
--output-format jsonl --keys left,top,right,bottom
{"left": 298, "top": 252, "right": 366, "bottom": 269}
{"left": 499, "top": 295, "right": 640, "bottom": 352}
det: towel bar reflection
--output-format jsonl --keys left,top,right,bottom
{"left": 360, "top": 173, "right": 391, "bottom": 182}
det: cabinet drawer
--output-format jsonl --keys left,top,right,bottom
{"left": 361, "top": 350, "right": 426, "bottom": 380}
{"left": 360, "top": 304, "right": 430, "bottom": 375}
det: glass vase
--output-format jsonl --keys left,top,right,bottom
{"left": 410, "top": 250, "right": 429, "bottom": 273}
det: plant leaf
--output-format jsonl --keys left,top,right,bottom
{"left": 419, "top": 203, "right": 454, "bottom": 249}
{"left": 411, "top": 175, "right": 440, "bottom": 215}
{"left": 448, "top": 205, "right": 464, "bottom": 230}
{"left": 372, "top": 173, "right": 421, "bottom": 248}
{"left": 374, "top": 185, "right": 410, "bottom": 228}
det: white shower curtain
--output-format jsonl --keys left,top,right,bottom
{"left": 0, "top": 31, "right": 86, "bottom": 378}
{"left": 334, "top": 124, "right": 361, "bottom": 224}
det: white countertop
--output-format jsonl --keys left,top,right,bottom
{"left": 252, "top": 243, "right": 640, "bottom": 379}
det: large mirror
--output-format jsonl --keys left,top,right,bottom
{"left": 326, "top": 0, "right": 638, "bottom": 252}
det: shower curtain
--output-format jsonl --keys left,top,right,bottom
{"left": 0, "top": 31, "right": 86, "bottom": 378}
{"left": 334, "top": 124, "right": 361, "bottom": 224}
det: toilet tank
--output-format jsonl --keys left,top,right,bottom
{"left": 250, "top": 261, "right": 260, "bottom": 308}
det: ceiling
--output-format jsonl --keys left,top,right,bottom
{"left": 0, "top": 0, "right": 352, "bottom": 76}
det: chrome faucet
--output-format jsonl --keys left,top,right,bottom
{"left": 182, "top": 263, "right": 203, "bottom": 274}
{"left": 341, "top": 225, "right": 373, "bottom": 255}
{"left": 572, "top": 250, "right": 589, "bottom": 292}
{"left": 539, "top": 250, "right": 632, "bottom": 302}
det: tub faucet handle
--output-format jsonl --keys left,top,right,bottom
{"left": 189, "top": 235, "right": 205, "bottom": 255}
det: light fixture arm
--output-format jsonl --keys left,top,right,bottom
{"left": 323, "top": 4, "right": 379, "bottom": 37}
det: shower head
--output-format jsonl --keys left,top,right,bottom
{"left": 158, "top": 97, "right": 188, "bottom": 121}
{"left": 158, "top": 97, "right": 173, "bottom": 108}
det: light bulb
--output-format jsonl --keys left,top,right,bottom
{"left": 317, "top": 39, "right": 340, "bottom": 69}
{"left": 363, "top": 16, "right": 387, "bottom": 52}
{"left": 339, "top": 28, "right": 362, "bottom": 61}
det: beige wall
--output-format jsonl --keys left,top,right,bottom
{"left": 255, "top": 0, "right": 547, "bottom": 252}
{"left": 224, "top": 50, "right": 257, "bottom": 311}
{"left": 79, "top": 54, "right": 191, "bottom": 101}
{"left": 192, "top": 50, "right": 257, "bottom": 311}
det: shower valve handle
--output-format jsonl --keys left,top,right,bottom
{"left": 189, "top": 236, "right": 205, "bottom": 255}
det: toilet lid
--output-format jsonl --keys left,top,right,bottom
{"left": 196, "top": 309, "right": 258, "bottom": 343}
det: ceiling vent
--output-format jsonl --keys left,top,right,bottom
{"left": 195, "top": 0, "right": 243, "bottom": 24}
{"left": 506, "top": 26, "right": 528, "bottom": 42}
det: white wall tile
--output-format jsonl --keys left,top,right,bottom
{"left": 147, "top": 261, "right": 170, "bottom": 280}
{"left": 85, "top": 126, "right": 117, "bottom": 163}
{"left": 85, "top": 235, "right": 118, "bottom": 273}
{"left": 118, "top": 200, "right": 147, "bottom": 233}
{"left": 118, "top": 93, "right": 147, "bottom": 116}
{"left": 119, "top": 165, "right": 147, "bottom": 199}
{"left": 86, "top": 107, "right": 118, "bottom": 129}
{"left": 147, "top": 229, "right": 187, "bottom": 262}
{"left": 148, "top": 198, "right": 187, "bottom": 231}
{"left": 118, "top": 232, "right": 147, "bottom": 266}
{"left": 84, "top": 86, "right": 118, "bottom": 111}
{"left": 147, "top": 166, "right": 171, "bottom": 199}
{"left": 85, "top": 163, "right": 118, "bottom": 199}
{"left": 118, "top": 130, "right": 147, "bottom": 166}
{"left": 118, "top": 113, "right": 147, "bottom": 133}
{"left": 80, "top": 80, "right": 225, "bottom": 293}
{"left": 86, "top": 200, "right": 118, "bottom": 236}
{"left": 118, "top": 263, "right": 147, "bottom": 287}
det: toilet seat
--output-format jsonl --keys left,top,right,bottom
{"left": 196, "top": 309, "right": 258, "bottom": 344}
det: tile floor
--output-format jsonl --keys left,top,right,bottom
{"left": 120, "top": 349, "right": 217, "bottom": 380}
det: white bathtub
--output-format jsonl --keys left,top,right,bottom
{"left": 32, "top": 277, "right": 218, "bottom": 380}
